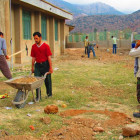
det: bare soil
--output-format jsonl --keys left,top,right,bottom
{"left": 60, "top": 109, "right": 133, "bottom": 129}
{"left": 0, "top": 82, "right": 10, "bottom": 91}
{"left": 0, "top": 135, "right": 39, "bottom": 140}
{"left": 0, "top": 48, "right": 137, "bottom": 140}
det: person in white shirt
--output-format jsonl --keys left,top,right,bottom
{"left": 111, "top": 36, "right": 117, "bottom": 54}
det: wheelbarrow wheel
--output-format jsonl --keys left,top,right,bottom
{"left": 14, "top": 91, "right": 26, "bottom": 108}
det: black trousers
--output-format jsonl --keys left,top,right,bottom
{"left": 34, "top": 60, "right": 52, "bottom": 98}
{"left": 137, "top": 77, "right": 140, "bottom": 103}
{"left": 85, "top": 46, "right": 88, "bottom": 54}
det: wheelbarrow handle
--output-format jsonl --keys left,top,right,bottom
{"left": 44, "top": 72, "right": 51, "bottom": 79}
{"left": 29, "top": 71, "right": 32, "bottom": 76}
{"left": 29, "top": 71, "right": 50, "bottom": 78}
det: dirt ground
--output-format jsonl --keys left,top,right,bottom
{"left": 0, "top": 82, "right": 11, "bottom": 91}
{"left": 42, "top": 108, "right": 134, "bottom": 140}
{"left": 60, "top": 48, "right": 130, "bottom": 62}
{"left": 0, "top": 48, "right": 138, "bottom": 140}
{"left": 60, "top": 109, "right": 134, "bottom": 128}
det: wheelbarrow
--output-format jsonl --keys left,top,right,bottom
{"left": 4, "top": 73, "right": 49, "bottom": 108}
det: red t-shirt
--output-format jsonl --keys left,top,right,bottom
{"left": 31, "top": 43, "right": 52, "bottom": 63}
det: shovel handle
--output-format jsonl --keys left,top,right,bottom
{"left": 9, "top": 49, "right": 25, "bottom": 58}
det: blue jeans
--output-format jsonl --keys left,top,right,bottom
{"left": 88, "top": 46, "right": 96, "bottom": 58}
{"left": 132, "top": 43, "right": 136, "bottom": 48}
{"left": 113, "top": 44, "right": 117, "bottom": 54}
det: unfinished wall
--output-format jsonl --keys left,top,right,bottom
{"left": 66, "top": 39, "right": 132, "bottom": 50}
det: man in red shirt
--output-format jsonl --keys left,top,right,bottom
{"left": 31, "top": 32, "right": 53, "bottom": 101}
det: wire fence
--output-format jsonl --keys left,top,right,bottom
{"left": 68, "top": 30, "right": 140, "bottom": 42}
{"left": 135, "top": 34, "right": 140, "bottom": 40}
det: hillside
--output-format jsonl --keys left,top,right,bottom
{"left": 67, "top": 10, "right": 140, "bottom": 33}
{"left": 73, "top": 3, "right": 123, "bottom": 16}
{"left": 45, "top": 0, "right": 123, "bottom": 17}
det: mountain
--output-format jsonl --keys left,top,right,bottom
{"left": 73, "top": 3, "right": 123, "bottom": 16}
{"left": 46, "top": 0, "right": 82, "bottom": 16}
{"left": 45, "top": 0, "right": 140, "bottom": 33}
{"left": 67, "top": 10, "right": 140, "bottom": 33}
{"left": 133, "top": 10, "right": 140, "bottom": 15}
{"left": 45, "top": 0, "right": 124, "bottom": 17}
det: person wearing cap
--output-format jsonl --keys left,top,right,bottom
{"left": 0, "top": 32, "right": 12, "bottom": 79}
{"left": 31, "top": 32, "right": 53, "bottom": 101}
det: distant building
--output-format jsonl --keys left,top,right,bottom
{"left": 0, "top": 0, "right": 73, "bottom": 64}
{"left": 65, "top": 24, "right": 75, "bottom": 36}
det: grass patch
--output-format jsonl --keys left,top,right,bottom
{"left": 0, "top": 49, "right": 139, "bottom": 139}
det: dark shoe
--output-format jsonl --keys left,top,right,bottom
{"left": 45, "top": 95, "right": 52, "bottom": 99}
{"left": 48, "top": 95, "right": 52, "bottom": 98}
{"left": 133, "top": 112, "right": 140, "bottom": 118}
{"left": 35, "top": 97, "right": 40, "bottom": 102}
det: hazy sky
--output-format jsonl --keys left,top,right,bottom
{"left": 63, "top": 0, "right": 140, "bottom": 13}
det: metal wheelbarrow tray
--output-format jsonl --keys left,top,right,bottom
{"left": 5, "top": 76, "right": 45, "bottom": 108}
{"left": 5, "top": 76, "right": 44, "bottom": 90}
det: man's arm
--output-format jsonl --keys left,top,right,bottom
{"left": 48, "top": 56, "right": 53, "bottom": 73}
{"left": 31, "top": 57, "right": 36, "bottom": 73}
